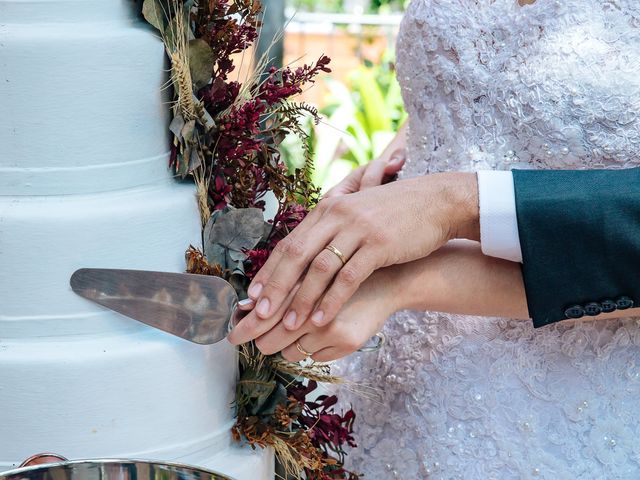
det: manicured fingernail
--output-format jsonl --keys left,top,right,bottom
{"left": 247, "top": 283, "right": 263, "bottom": 299}
{"left": 311, "top": 310, "right": 324, "bottom": 326}
{"left": 238, "top": 298, "right": 254, "bottom": 308}
{"left": 256, "top": 298, "right": 270, "bottom": 317}
{"left": 284, "top": 311, "right": 297, "bottom": 329}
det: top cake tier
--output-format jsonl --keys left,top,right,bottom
{"left": 0, "top": 0, "right": 172, "bottom": 195}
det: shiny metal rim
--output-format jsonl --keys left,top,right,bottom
{"left": 0, "top": 458, "right": 236, "bottom": 480}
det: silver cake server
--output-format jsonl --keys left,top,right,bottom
{"left": 70, "top": 268, "right": 237, "bottom": 345}
{"left": 70, "top": 268, "right": 385, "bottom": 351}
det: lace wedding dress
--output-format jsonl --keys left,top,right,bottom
{"left": 336, "top": 1, "right": 640, "bottom": 478}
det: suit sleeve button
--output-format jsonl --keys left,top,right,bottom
{"left": 616, "top": 296, "right": 634, "bottom": 310}
{"left": 584, "top": 302, "right": 602, "bottom": 316}
{"left": 565, "top": 305, "right": 585, "bottom": 319}
{"left": 600, "top": 299, "right": 617, "bottom": 313}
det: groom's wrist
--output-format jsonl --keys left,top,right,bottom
{"left": 446, "top": 172, "right": 480, "bottom": 242}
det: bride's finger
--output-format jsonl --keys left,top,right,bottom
{"left": 310, "top": 249, "right": 375, "bottom": 327}
{"left": 360, "top": 157, "right": 392, "bottom": 190}
{"left": 254, "top": 304, "right": 321, "bottom": 355}
{"left": 323, "top": 166, "right": 366, "bottom": 198}
{"left": 282, "top": 236, "right": 360, "bottom": 331}
{"left": 280, "top": 333, "right": 326, "bottom": 362}
{"left": 309, "top": 346, "right": 348, "bottom": 363}
{"left": 227, "top": 282, "right": 302, "bottom": 345}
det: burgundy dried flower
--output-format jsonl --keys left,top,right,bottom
{"left": 200, "top": 78, "right": 241, "bottom": 116}
{"left": 209, "top": 174, "right": 233, "bottom": 210}
{"left": 269, "top": 203, "right": 309, "bottom": 247}
{"left": 258, "top": 55, "right": 332, "bottom": 105}
{"left": 244, "top": 248, "right": 270, "bottom": 279}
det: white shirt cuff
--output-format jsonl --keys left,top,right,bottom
{"left": 476, "top": 170, "right": 523, "bottom": 263}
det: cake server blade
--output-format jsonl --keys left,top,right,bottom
{"left": 70, "top": 268, "right": 238, "bottom": 345}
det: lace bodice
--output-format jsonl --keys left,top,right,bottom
{"left": 398, "top": 0, "right": 640, "bottom": 177}
{"left": 335, "top": 1, "right": 640, "bottom": 478}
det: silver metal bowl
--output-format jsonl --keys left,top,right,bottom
{"left": 0, "top": 459, "right": 236, "bottom": 480}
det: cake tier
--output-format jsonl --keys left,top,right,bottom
{"left": 0, "top": 183, "right": 239, "bottom": 465}
{"left": 0, "top": 0, "right": 170, "bottom": 195}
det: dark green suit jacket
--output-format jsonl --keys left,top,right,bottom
{"left": 513, "top": 168, "right": 640, "bottom": 328}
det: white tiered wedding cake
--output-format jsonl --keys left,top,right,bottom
{"left": 0, "top": 1, "right": 272, "bottom": 478}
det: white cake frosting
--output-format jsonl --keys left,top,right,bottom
{"left": 0, "top": 1, "right": 272, "bottom": 477}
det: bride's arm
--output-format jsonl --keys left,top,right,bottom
{"left": 396, "top": 240, "right": 640, "bottom": 321}
{"left": 249, "top": 240, "right": 640, "bottom": 362}
{"left": 396, "top": 240, "right": 529, "bottom": 319}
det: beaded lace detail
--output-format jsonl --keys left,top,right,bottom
{"left": 335, "top": 1, "right": 640, "bottom": 478}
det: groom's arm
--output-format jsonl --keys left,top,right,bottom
{"left": 481, "top": 167, "right": 640, "bottom": 328}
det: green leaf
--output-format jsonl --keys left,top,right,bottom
{"left": 188, "top": 39, "right": 215, "bottom": 90}
{"left": 142, "top": 0, "right": 165, "bottom": 31}
{"left": 322, "top": 158, "right": 357, "bottom": 193}
{"left": 353, "top": 67, "right": 392, "bottom": 134}
{"left": 371, "top": 131, "right": 397, "bottom": 159}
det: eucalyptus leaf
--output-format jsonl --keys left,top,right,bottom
{"left": 178, "top": 143, "right": 191, "bottom": 178}
{"left": 257, "top": 383, "right": 288, "bottom": 417}
{"left": 189, "top": 147, "right": 202, "bottom": 171}
{"left": 228, "top": 273, "right": 248, "bottom": 300}
{"left": 228, "top": 249, "right": 248, "bottom": 263}
{"left": 244, "top": 380, "right": 277, "bottom": 416}
{"left": 200, "top": 106, "right": 216, "bottom": 131}
{"left": 181, "top": 119, "right": 196, "bottom": 142}
{"left": 188, "top": 39, "right": 215, "bottom": 89}
{"left": 205, "top": 243, "right": 228, "bottom": 269}
{"left": 204, "top": 207, "right": 265, "bottom": 255}
{"left": 232, "top": 261, "right": 245, "bottom": 277}
{"left": 169, "top": 115, "right": 186, "bottom": 140}
{"left": 262, "top": 221, "right": 273, "bottom": 243}
{"left": 142, "top": 0, "right": 165, "bottom": 31}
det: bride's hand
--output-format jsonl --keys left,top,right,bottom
{"left": 227, "top": 171, "right": 480, "bottom": 346}
{"left": 323, "top": 148, "right": 405, "bottom": 198}
{"left": 250, "top": 263, "right": 403, "bottom": 362}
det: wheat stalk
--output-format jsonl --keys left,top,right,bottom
{"left": 158, "top": 0, "right": 196, "bottom": 120}
{"left": 270, "top": 357, "right": 344, "bottom": 384}
{"left": 192, "top": 166, "right": 211, "bottom": 226}
{"left": 170, "top": 52, "right": 196, "bottom": 120}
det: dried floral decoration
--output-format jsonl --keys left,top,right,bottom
{"left": 141, "top": 1, "right": 358, "bottom": 477}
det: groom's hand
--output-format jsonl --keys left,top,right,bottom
{"left": 227, "top": 172, "right": 480, "bottom": 346}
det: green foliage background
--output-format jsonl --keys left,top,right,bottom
{"left": 281, "top": 52, "right": 407, "bottom": 192}
{"left": 287, "top": 0, "right": 407, "bottom": 14}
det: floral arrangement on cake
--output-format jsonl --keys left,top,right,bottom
{"left": 140, "top": 0, "right": 358, "bottom": 477}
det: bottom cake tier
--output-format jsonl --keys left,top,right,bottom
{"left": 0, "top": 180, "right": 273, "bottom": 479}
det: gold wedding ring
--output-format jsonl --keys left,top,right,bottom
{"left": 324, "top": 244, "right": 347, "bottom": 266}
{"left": 296, "top": 341, "right": 314, "bottom": 358}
